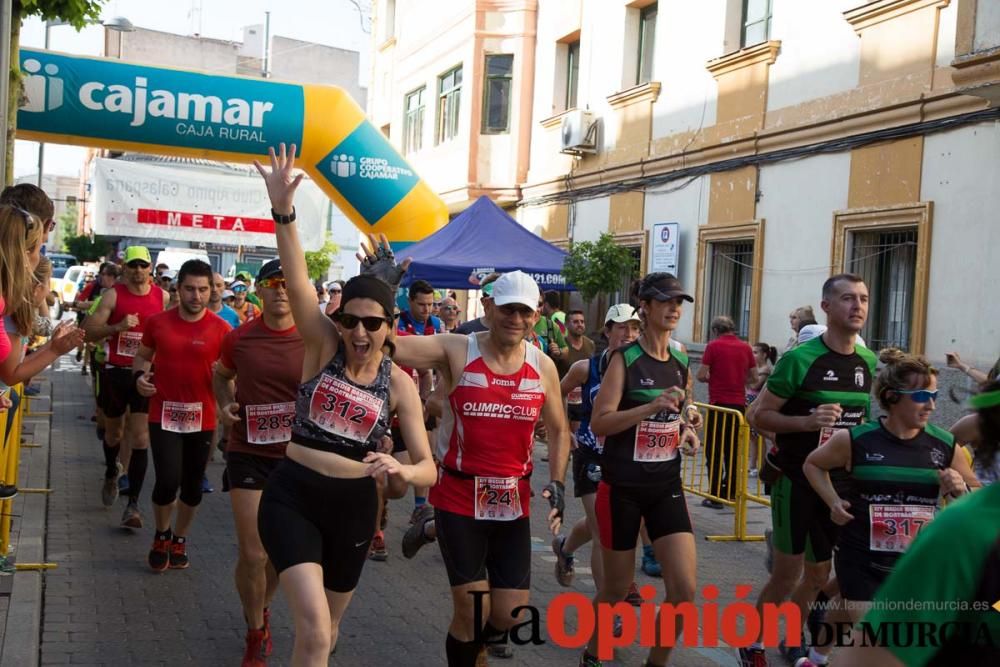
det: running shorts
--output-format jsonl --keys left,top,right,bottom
{"left": 596, "top": 478, "right": 692, "bottom": 551}
{"left": 770, "top": 475, "right": 839, "bottom": 563}
{"left": 258, "top": 458, "right": 377, "bottom": 593}
{"left": 224, "top": 451, "right": 283, "bottom": 492}
{"left": 567, "top": 403, "right": 586, "bottom": 424}
{"left": 572, "top": 446, "right": 602, "bottom": 498}
{"left": 834, "top": 546, "right": 896, "bottom": 602}
{"left": 101, "top": 365, "right": 149, "bottom": 418}
{"left": 435, "top": 508, "right": 531, "bottom": 590}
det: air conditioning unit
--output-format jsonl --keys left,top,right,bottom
{"left": 560, "top": 110, "right": 596, "bottom": 155}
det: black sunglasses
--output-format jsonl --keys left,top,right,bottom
{"left": 127, "top": 260, "right": 151, "bottom": 269}
{"left": 335, "top": 312, "right": 390, "bottom": 332}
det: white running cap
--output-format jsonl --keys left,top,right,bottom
{"left": 605, "top": 303, "right": 640, "bottom": 324}
{"left": 491, "top": 270, "right": 540, "bottom": 309}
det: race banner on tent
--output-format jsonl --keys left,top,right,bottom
{"left": 89, "top": 158, "right": 328, "bottom": 250}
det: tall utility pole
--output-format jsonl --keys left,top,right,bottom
{"left": 0, "top": 0, "right": 13, "bottom": 187}
{"left": 262, "top": 11, "right": 270, "bottom": 78}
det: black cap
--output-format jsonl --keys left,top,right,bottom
{"left": 639, "top": 273, "right": 693, "bottom": 303}
{"left": 256, "top": 258, "right": 283, "bottom": 282}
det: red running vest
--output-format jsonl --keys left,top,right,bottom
{"left": 107, "top": 283, "right": 165, "bottom": 368}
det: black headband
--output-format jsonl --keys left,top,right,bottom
{"left": 341, "top": 275, "right": 395, "bottom": 320}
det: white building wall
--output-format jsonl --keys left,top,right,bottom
{"left": 921, "top": 122, "right": 1000, "bottom": 367}
{"left": 642, "top": 175, "right": 711, "bottom": 343}
{"left": 650, "top": 2, "right": 721, "bottom": 139}
{"left": 755, "top": 152, "right": 852, "bottom": 348}
{"left": 765, "top": 0, "right": 860, "bottom": 113}
{"left": 571, "top": 197, "right": 611, "bottom": 244}
{"left": 935, "top": 0, "right": 958, "bottom": 67}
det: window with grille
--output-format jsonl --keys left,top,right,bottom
{"left": 741, "top": 0, "right": 772, "bottom": 48}
{"left": 482, "top": 54, "right": 513, "bottom": 134}
{"left": 403, "top": 86, "right": 425, "bottom": 154}
{"left": 437, "top": 66, "right": 463, "bottom": 144}
{"left": 847, "top": 228, "right": 917, "bottom": 351}
{"left": 566, "top": 40, "right": 580, "bottom": 110}
{"left": 636, "top": 3, "right": 657, "bottom": 85}
{"left": 705, "top": 239, "right": 754, "bottom": 339}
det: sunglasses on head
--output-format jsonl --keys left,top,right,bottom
{"left": 8, "top": 206, "right": 39, "bottom": 235}
{"left": 335, "top": 312, "right": 390, "bottom": 332}
{"left": 897, "top": 389, "right": 938, "bottom": 403}
{"left": 258, "top": 277, "right": 286, "bottom": 290}
{"left": 127, "top": 260, "right": 150, "bottom": 269}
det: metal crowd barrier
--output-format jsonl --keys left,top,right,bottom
{"left": 680, "top": 402, "right": 769, "bottom": 542}
{"left": 0, "top": 381, "right": 57, "bottom": 571}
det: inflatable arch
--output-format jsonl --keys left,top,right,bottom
{"left": 16, "top": 48, "right": 448, "bottom": 245}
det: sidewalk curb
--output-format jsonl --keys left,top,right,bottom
{"left": 0, "top": 383, "right": 52, "bottom": 667}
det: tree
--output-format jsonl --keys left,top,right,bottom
{"left": 561, "top": 232, "right": 638, "bottom": 303}
{"left": 304, "top": 238, "right": 339, "bottom": 281}
{"left": 5, "top": 1, "right": 108, "bottom": 184}
{"left": 63, "top": 231, "right": 111, "bottom": 262}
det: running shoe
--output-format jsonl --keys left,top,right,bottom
{"left": 121, "top": 500, "right": 143, "bottom": 529}
{"left": 101, "top": 475, "right": 118, "bottom": 507}
{"left": 0, "top": 555, "right": 15, "bottom": 575}
{"left": 779, "top": 639, "right": 807, "bottom": 664}
{"left": 402, "top": 505, "right": 435, "bottom": 559}
{"left": 793, "top": 660, "right": 817, "bottom": 667}
{"left": 201, "top": 475, "right": 214, "bottom": 494}
{"left": 148, "top": 534, "right": 170, "bottom": 572}
{"left": 641, "top": 544, "right": 661, "bottom": 577}
{"left": 701, "top": 498, "right": 725, "bottom": 509}
{"left": 0, "top": 483, "right": 18, "bottom": 500}
{"left": 625, "top": 581, "right": 643, "bottom": 606}
{"left": 369, "top": 531, "right": 388, "bottom": 561}
{"left": 118, "top": 473, "right": 130, "bottom": 495}
{"left": 262, "top": 607, "right": 273, "bottom": 657}
{"left": 552, "top": 535, "right": 575, "bottom": 586}
{"left": 169, "top": 537, "right": 189, "bottom": 569}
{"left": 578, "top": 651, "right": 602, "bottom": 666}
{"left": 241, "top": 627, "right": 267, "bottom": 667}
{"left": 23, "top": 385, "right": 40, "bottom": 397}
{"left": 408, "top": 503, "right": 429, "bottom": 525}
{"left": 486, "top": 636, "right": 513, "bottom": 659}
{"left": 737, "top": 646, "right": 768, "bottom": 667}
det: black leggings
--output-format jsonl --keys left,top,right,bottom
{"left": 149, "top": 423, "right": 214, "bottom": 507}
{"left": 258, "top": 458, "right": 378, "bottom": 593}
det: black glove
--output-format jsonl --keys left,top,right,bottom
{"left": 543, "top": 480, "right": 565, "bottom": 520}
{"left": 360, "top": 240, "right": 408, "bottom": 289}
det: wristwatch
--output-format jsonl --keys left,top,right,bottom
{"left": 271, "top": 207, "right": 296, "bottom": 225}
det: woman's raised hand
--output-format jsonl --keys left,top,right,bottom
{"left": 253, "top": 143, "right": 305, "bottom": 215}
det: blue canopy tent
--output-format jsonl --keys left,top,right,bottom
{"left": 399, "top": 196, "right": 572, "bottom": 291}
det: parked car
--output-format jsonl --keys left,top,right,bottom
{"left": 49, "top": 264, "right": 93, "bottom": 319}
{"left": 46, "top": 253, "right": 78, "bottom": 279}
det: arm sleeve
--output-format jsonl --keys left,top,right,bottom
{"left": 766, "top": 352, "right": 801, "bottom": 399}
{"left": 702, "top": 341, "right": 715, "bottom": 366}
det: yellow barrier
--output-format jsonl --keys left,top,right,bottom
{"left": 680, "top": 402, "right": 769, "bottom": 542}
{"left": 0, "top": 383, "right": 25, "bottom": 557}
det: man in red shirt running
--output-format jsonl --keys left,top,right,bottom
{"left": 695, "top": 315, "right": 757, "bottom": 507}
{"left": 133, "top": 259, "right": 231, "bottom": 571}
{"left": 213, "top": 259, "right": 305, "bottom": 665}
{"left": 85, "top": 246, "right": 168, "bottom": 526}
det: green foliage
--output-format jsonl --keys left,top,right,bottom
{"left": 16, "top": 0, "right": 106, "bottom": 29}
{"left": 63, "top": 232, "right": 111, "bottom": 262}
{"left": 561, "top": 232, "right": 638, "bottom": 302}
{"left": 304, "top": 238, "right": 340, "bottom": 281}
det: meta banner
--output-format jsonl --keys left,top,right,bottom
{"left": 17, "top": 48, "right": 448, "bottom": 244}
{"left": 89, "top": 157, "right": 330, "bottom": 250}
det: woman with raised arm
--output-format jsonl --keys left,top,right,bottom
{"left": 253, "top": 144, "right": 437, "bottom": 665}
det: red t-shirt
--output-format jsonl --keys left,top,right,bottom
{"left": 702, "top": 333, "right": 755, "bottom": 405}
{"left": 141, "top": 308, "right": 230, "bottom": 429}
{"left": 219, "top": 317, "right": 304, "bottom": 458}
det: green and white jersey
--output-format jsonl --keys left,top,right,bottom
{"left": 862, "top": 482, "right": 1000, "bottom": 666}
{"left": 766, "top": 335, "right": 877, "bottom": 485}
